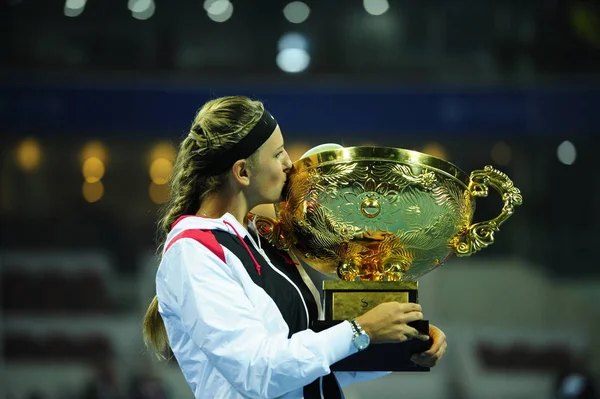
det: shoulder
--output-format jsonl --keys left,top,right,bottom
{"left": 158, "top": 229, "right": 235, "bottom": 287}
{"left": 164, "top": 228, "right": 226, "bottom": 264}
{"left": 157, "top": 229, "right": 240, "bottom": 297}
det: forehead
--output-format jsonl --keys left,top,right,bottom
{"left": 261, "top": 126, "right": 284, "bottom": 151}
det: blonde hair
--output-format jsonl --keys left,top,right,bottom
{"left": 142, "top": 96, "right": 266, "bottom": 359}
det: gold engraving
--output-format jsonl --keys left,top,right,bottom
{"left": 361, "top": 198, "right": 381, "bottom": 218}
{"left": 332, "top": 292, "right": 410, "bottom": 320}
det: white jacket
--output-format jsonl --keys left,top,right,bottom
{"left": 155, "top": 213, "right": 389, "bottom": 398}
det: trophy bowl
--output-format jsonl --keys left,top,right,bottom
{"left": 253, "top": 146, "right": 523, "bottom": 282}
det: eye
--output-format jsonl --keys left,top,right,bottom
{"left": 276, "top": 150, "right": 285, "bottom": 158}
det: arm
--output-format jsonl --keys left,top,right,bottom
{"left": 160, "top": 239, "right": 357, "bottom": 399}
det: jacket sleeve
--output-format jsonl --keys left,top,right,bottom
{"left": 159, "top": 239, "right": 358, "bottom": 399}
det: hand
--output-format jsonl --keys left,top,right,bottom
{"left": 411, "top": 324, "right": 447, "bottom": 367}
{"left": 355, "top": 302, "right": 431, "bottom": 344}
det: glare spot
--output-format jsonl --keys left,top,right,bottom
{"left": 557, "top": 140, "right": 577, "bottom": 165}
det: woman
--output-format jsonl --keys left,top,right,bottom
{"left": 142, "top": 96, "right": 447, "bottom": 399}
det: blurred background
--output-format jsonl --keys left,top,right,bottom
{"left": 1, "top": 0, "right": 599, "bottom": 398}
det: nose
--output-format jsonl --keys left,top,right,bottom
{"left": 282, "top": 150, "right": 293, "bottom": 172}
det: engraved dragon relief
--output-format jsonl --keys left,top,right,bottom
{"left": 288, "top": 161, "right": 473, "bottom": 280}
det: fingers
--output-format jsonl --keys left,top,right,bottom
{"left": 401, "top": 326, "right": 429, "bottom": 342}
{"left": 423, "top": 336, "right": 443, "bottom": 355}
{"left": 423, "top": 325, "right": 446, "bottom": 355}
{"left": 428, "top": 340, "right": 447, "bottom": 359}
{"left": 395, "top": 303, "right": 423, "bottom": 323}
{"left": 415, "top": 333, "right": 431, "bottom": 341}
{"left": 401, "top": 311, "right": 424, "bottom": 323}
{"left": 398, "top": 303, "right": 422, "bottom": 313}
{"left": 362, "top": 302, "right": 431, "bottom": 344}
{"left": 411, "top": 325, "right": 447, "bottom": 367}
{"left": 393, "top": 303, "right": 426, "bottom": 340}
{"left": 412, "top": 340, "right": 447, "bottom": 367}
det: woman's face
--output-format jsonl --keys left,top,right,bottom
{"left": 249, "top": 126, "right": 292, "bottom": 205}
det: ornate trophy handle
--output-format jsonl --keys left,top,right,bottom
{"left": 452, "top": 165, "right": 523, "bottom": 256}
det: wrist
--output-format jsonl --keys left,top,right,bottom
{"left": 353, "top": 315, "right": 373, "bottom": 338}
{"left": 349, "top": 319, "right": 371, "bottom": 351}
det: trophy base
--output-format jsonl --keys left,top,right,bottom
{"left": 316, "top": 280, "right": 432, "bottom": 372}
{"left": 311, "top": 320, "right": 432, "bottom": 372}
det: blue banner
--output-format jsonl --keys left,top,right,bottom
{"left": 1, "top": 81, "right": 598, "bottom": 138}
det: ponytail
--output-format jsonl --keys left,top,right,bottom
{"left": 142, "top": 296, "right": 169, "bottom": 360}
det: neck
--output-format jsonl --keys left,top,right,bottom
{"left": 196, "top": 191, "right": 251, "bottom": 228}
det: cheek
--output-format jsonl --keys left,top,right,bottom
{"left": 268, "top": 172, "right": 282, "bottom": 187}
{"left": 270, "top": 164, "right": 284, "bottom": 182}
{"left": 265, "top": 167, "right": 284, "bottom": 191}
{"left": 256, "top": 167, "right": 279, "bottom": 193}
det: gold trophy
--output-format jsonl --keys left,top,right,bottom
{"left": 251, "top": 146, "right": 522, "bottom": 371}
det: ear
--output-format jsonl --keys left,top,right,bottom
{"left": 231, "top": 159, "right": 251, "bottom": 187}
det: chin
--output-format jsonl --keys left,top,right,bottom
{"left": 260, "top": 191, "right": 282, "bottom": 205}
